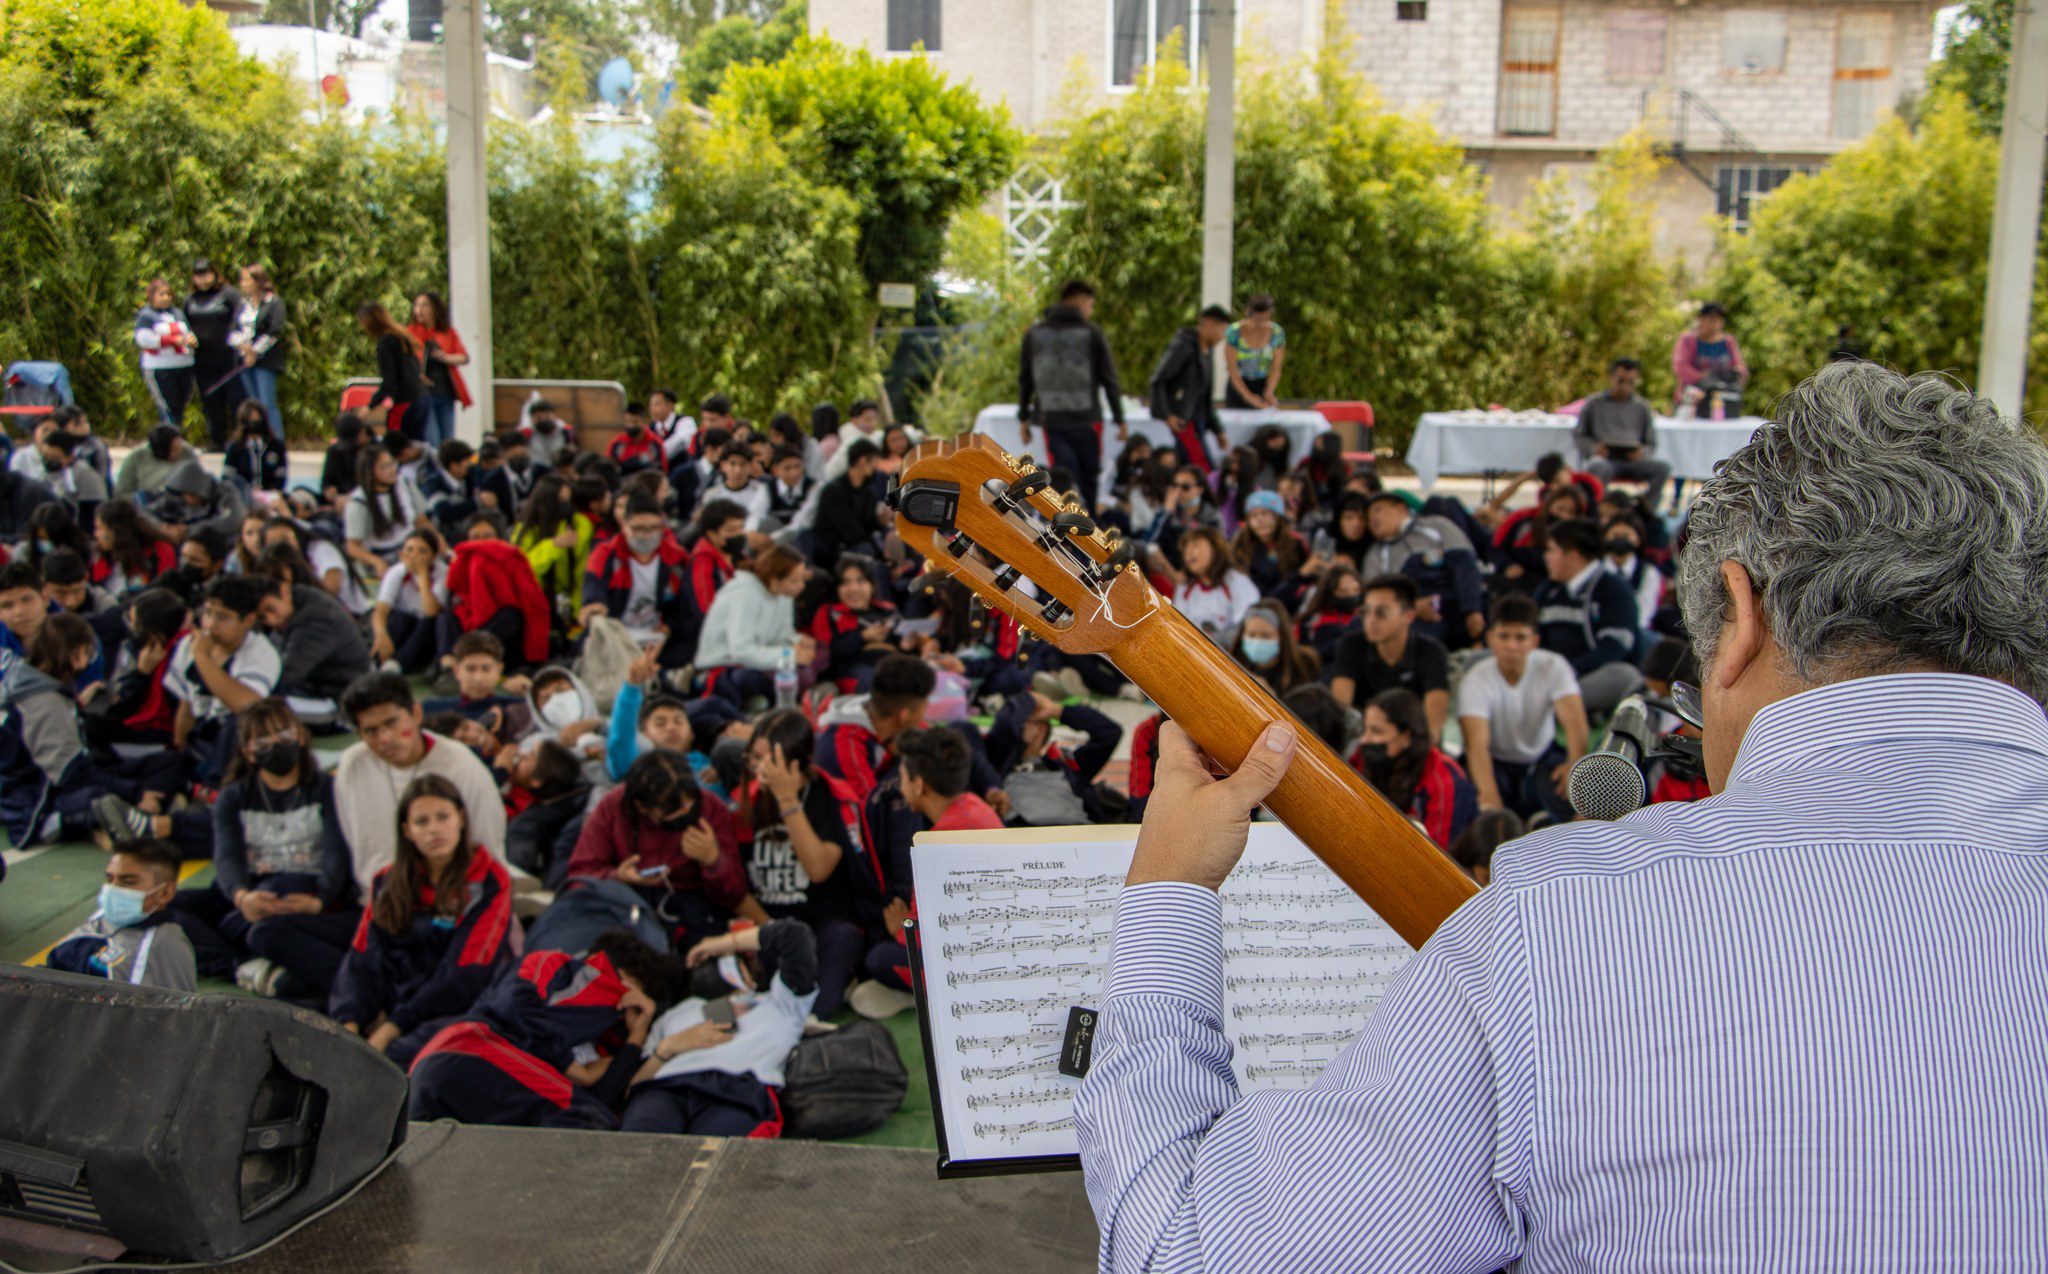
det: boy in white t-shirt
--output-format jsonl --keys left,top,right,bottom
{"left": 1456, "top": 593, "right": 1588, "bottom": 823}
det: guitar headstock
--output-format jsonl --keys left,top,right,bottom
{"left": 888, "top": 434, "right": 1161, "bottom": 655}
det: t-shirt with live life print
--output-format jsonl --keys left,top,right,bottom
{"left": 1331, "top": 630, "right": 1448, "bottom": 704}
{"left": 743, "top": 780, "right": 864, "bottom": 927}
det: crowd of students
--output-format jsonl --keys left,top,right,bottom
{"left": 0, "top": 357, "right": 1706, "bottom": 1135}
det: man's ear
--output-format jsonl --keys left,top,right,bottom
{"left": 1713, "top": 561, "right": 1766, "bottom": 691}
{"left": 146, "top": 878, "right": 177, "bottom": 914}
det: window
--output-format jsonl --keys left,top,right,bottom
{"left": 1606, "top": 10, "right": 1666, "bottom": 79}
{"left": 1721, "top": 10, "right": 1787, "bottom": 74}
{"left": 1715, "top": 164, "right": 1814, "bottom": 230}
{"left": 1499, "top": 5, "right": 1560, "bottom": 136}
{"left": 1110, "top": 0, "right": 1200, "bottom": 89}
{"left": 1397, "top": 1, "right": 1428, "bottom": 20}
{"left": 887, "top": 0, "right": 941, "bottom": 53}
{"left": 1834, "top": 12, "right": 1894, "bottom": 139}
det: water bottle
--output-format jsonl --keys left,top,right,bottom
{"left": 774, "top": 644, "right": 798, "bottom": 709}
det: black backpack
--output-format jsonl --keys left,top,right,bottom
{"left": 779, "top": 1021, "right": 908, "bottom": 1140}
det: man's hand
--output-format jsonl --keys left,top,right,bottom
{"left": 626, "top": 649, "right": 659, "bottom": 689}
{"left": 1415, "top": 596, "right": 1444, "bottom": 623}
{"left": 615, "top": 854, "right": 657, "bottom": 887}
{"left": 1165, "top": 415, "right": 1185, "bottom": 433}
{"left": 1127, "top": 721, "right": 1298, "bottom": 891}
{"left": 366, "top": 1021, "right": 402, "bottom": 1054}
{"left": 684, "top": 933, "right": 732, "bottom": 968}
{"left": 680, "top": 821, "right": 720, "bottom": 866}
{"left": 1019, "top": 422, "right": 1033, "bottom": 446}
{"left": 578, "top": 603, "right": 607, "bottom": 627}
{"left": 883, "top": 896, "right": 911, "bottom": 941}
{"left": 619, "top": 989, "right": 655, "bottom": 1044}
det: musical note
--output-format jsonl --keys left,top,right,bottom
{"left": 960, "top": 1055, "right": 1059, "bottom": 1082}
{"left": 951, "top": 994, "right": 1073, "bottom": 1019}
{"left": 1223, "top": 970, "right": 1386, "bottom": 991}
{"left": 943, "top": 872, "right": 1124, "bottom": 897}
{"left": 1246, "top": 1061, "right": 1328, "bottom": 1082}
{"left": 1229, "top": 998, "right": 1375, "bottom": 1020}
{"left": 973, "top": 1116, "right": 1076, "bottom": 1143}
{"left": 942, "top": 933, "right": 1108, "bottom": 961}
{"left": 965, "top": 1084, "right": 1072, "bottom": 1111}
{"left": 1238, "top": 1030, "right": 1358, "bottom": 1049}
{"left": 956, "top": 1030, "right": 1064, "bottom": 1053}
{"left": 947, "top": 962, "right": 1096, "bottom": 988}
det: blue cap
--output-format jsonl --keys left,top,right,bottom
{"left": 1245, "top": 490, "right": 1287, "bottom": 518}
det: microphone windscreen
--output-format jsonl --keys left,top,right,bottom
{"left": 1567, "top": 751, "right": 1650, "bottom": 822}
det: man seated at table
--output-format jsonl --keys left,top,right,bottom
{"left": 1575, "top": 358, "right": 1671, "bottom": 508}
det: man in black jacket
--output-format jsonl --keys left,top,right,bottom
{"left": 1018, "top": 280, "right": 1125, "bottom": 510}
{"left": 257, "top": 578, "right": 372, "bottom": 726}
{"left": 1149, "top": 305, "right": 1231, "bottom": 473}
{"left": 183, "top": 258, "right": 245, "bottom": 451}
{"left": 808, "top": 439, "right": 882, "bottom": 567}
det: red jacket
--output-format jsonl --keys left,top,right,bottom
{"left": 689, "top": 535, "right": 734, "bottom": 615}
{"left": 407, "top": 324, "right": 472, "bottom": 407}
{"left": 91, "top": 540, "right": 175, "bottom": 590}
{"left": 447, "top": 539, "right": 551, "bottom": 665}
{"left": 563, "top": 784, "right": 748, "bottom": 913}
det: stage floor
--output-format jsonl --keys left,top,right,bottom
{"left": 0, "top": 1124, "right": 1099, "bottom": 1273}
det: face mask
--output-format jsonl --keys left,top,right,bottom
{"left": 658, "top": 809, "right": 696, "bottom": 831}
{"left": 540, "top": 693, "right": 583, "bottom": 731}
{"left": 628, "top": 531, "right": 663, "bottom": 558}
{"left": 1241, "top": 636, "right": 1281, "bottom": 667}
{"left": 506, "top": 454, "right": 531, "bottom": 473}
{"left": 626, "top": 424, "right": 644, "bottom": 437}
{"left": 1330, "top": 594, "right": 1360, "bottom": 613}
{"left": 42, "top": 456, "right": 65, "bottom": 473}
{"left": 99, "top": 883, "right": 150, "bottom": 929}
{"left": 534, "top": 418, "right": 557, "bottom": 434}
{"left": 722, "top": 534, "right": 746, "bottom": 558}
{"left": 254, "top": 740, "right": 301, "bottom": 777}
{"left": 1358, "top": 742, "right": 1391, "bottom": 766}
{"left": 1604, "top": 538, "right": 1637, "bottom": 558}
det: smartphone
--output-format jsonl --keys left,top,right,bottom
{"left": 639, "top": 863, "right": 671, "bottom": 879}
{"left": 705, "top": 997, "right": 737, "bottom": 1028}
{"left": 1311, "top": 529, "right": 1335, "bottom": 557}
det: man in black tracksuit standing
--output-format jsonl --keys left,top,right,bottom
{"left": 183, "top": 258, "right": 245, "bottom": 451}
{"left": 1018, "top": 279, "right": 1125, "bottom": 511}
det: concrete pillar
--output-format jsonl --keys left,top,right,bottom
{"left": 1201, "top": 1, "right": 1237, "bottom": 402}
{"left": 1979, "top": 0, "right": 2048, "bottom": 417}
{"left": 445, "top": 0, "right": 494, "bottom": 442}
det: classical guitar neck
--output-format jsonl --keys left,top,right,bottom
{"left": 1109, "top": 603, "right": 1478, "bottom": 950}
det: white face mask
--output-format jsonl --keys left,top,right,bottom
{"left": 540, "top": 692, "right": 582, "bottom": 731}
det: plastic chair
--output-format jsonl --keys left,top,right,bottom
{"left": 1314, "top": 400, "right": 1375, "bottom": 458}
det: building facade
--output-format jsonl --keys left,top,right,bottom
{"left": 810, "top": 0, "right": 1940, "bottom": 259}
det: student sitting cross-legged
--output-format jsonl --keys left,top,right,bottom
{"left": 329, "top": 774, "right": 515, "bottom": 1069}
{"left": 160, "top": 698, "right": 360, "bottom": 1000}
{"left": 46, "top": 838, "right": 198, "bottom": 992}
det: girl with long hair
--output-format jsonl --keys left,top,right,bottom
{"left": 1358, "top": 688, "right": 1477, "bottom": 851}
{"left": 1297, "top": 560, "right": 1366, "bottom": 667}
{"left": 90, "top": 499, "right": 176, "bottom": 596}
{"left": 235, "top": 264, "right": 288, "bottom": 443}
{"left": 513, "top": 473, "right": 592, "bottom": 611}
{"left": 329, "top": 773, "right": 513, "bottom": 1063}
{"left": 1229, "top": 490, "right": 1312, "bottom": 606}
{"left": 1229, "top": 600, "right": 1320, "bottom": 696}
{"left": 1173, "top": 526, "right": 1260, "bottom": 639}
{"left": 694, "top": 544, "right": 811, "bottom": 707}
{"left": 357, "top": 302, "right": 427, "bottom": 440}
{"left": 345, "top": 444, "right": 424, "bottom": 570}
{"left": 24, "top": 502, "right": 94, "bottom": 571}
{"left": 807, "top": 554, "right": 899, "bottom": 695}
{"left": 370, "top": 530, "right": 448, "bottom": 675}
{"left": 407, "top": 290, "right": 470, "bottom": 446}
{"left": 134, "top": 276, "right": 196, "bottom": 429}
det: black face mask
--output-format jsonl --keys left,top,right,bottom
{"left": 506, "top": 454, "right": 531, "bottom": 473}
{"left": 534, "top": 418, "right": 558, "bottom": 434}
{"left": 722, "top": 534, "right": 746, "bottom": 558}
{"left": 657, "top": 808, "right": 697, "bottom": 831}
{"left": 1604, "top": 538, "right": 1638, "bottom": 558}
{"left": 1329, "top": 594, "right": 1360, "bottom": 613}
{"left": 254, "top": 740, "right": 302, "bottom": 777}
{"left": 1358, "top": 742, "right": 1391, "bottom": 766}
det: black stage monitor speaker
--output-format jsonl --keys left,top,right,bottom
{"left": 0, "top": 965, "right": 408, "bottom": 1263}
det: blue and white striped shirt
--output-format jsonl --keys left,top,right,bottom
{"left": 1076, "top": 674, "right": 2048, "bottom": 1271}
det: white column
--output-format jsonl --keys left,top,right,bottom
{"left": 1200, "top": 1, "right": 1237, "bottom": 401}
{"left": 1980, "top": 0, "right": 2048, "bottom": 417}
{"left": 445, "top": 0, "right": 494, "bottom": 443}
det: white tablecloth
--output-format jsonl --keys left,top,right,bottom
{"left": 973, "top": 403, "right": 1330, "bottom": 470}
{"left": 1405, "top": 410, "right": 1768, "bottom": 490}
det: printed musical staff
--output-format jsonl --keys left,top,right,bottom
{"left": 973, "top": 1117, "right": 1076, "bottom": 1144}
{"left": 966, "top": 1084, "right": 1073, "bottom": 1111}
{"left": 960, "top": 1055, "right": 1060, "bottom": 1082}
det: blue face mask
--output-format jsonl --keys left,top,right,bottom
{"left": 99, "top": 883, "right": 150, "bottom": 930}
{"left": 1241, "top": 636, "right": 1281, "bottom": 667}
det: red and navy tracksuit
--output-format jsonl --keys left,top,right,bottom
{"left": 983, "top": 693, "right": 1122, "bottom": 824}
{"left": 688, "top": 535, "right": 734, "bottom": 617}
{"left": 607, "top": 429, "right": 662, "bottom": 476}
{"left": 407, "top": 948, "right": 639, "bottom": 1129}
{"left": 1347, "top": 746, "right": 1477, "bottom": 851}
{"left": 808, "top": 600, "right": 897, "bottom": 695}
{"left": 1124, "top": 712, "right": 1166, "bottom": 823}
{"left": 581, "top": 531, "right": 697, "bottom": 666}
{"left": 328, "top": 852, "right": 514, "bottom": 1069}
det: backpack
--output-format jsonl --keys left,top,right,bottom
{"left": 521, "top": 879, "right": 671, "bottom": 955}
{"left": 778, "top": 1020, "right": 908, "bottom": 1140}
{"left": 1003, "top": 766, "right": 1089, "bottom": 828}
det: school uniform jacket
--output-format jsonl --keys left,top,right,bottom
{"left": 984, "top": 694, "right": 1122, "bottom": 823}
{"left": 583, "top": 531, "right": 696, "bottom": 647}
{"left": 328, "top": 852, "right": 515, "bottom": 1035}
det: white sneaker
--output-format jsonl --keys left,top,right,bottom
{"left": 847, "top": 979, "right": 917, "bottom": 1021}
{"left": 378, "top": 659, "right": 402, "bottom": 676}
{"left": 802, "top": 1014, "right": 839, "bottom": 1037}
{"left": 235, "top": 958, "right": 280, "bottom": 997}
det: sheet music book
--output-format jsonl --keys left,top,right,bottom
{"left": 906, "top": 823, "right": 1416, "bottom": 1175}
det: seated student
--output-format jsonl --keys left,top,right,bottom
{"left": 1296, "top": 561, "right": 1364, "bottom": 669}
{"left": 815, "top": 653, "right": 933, "bottom": 802}
{"left": 421, "top": 440, "right": 478, "bottom": 542}
{"left": 736, "top": 709, "right": 873, "bottom": 1020}
{"left": 330, "top": 777, "right": 515, "bottom": 1067}
{"left": 1457, "top": 593, "right": 1588, "bottom": 824}
{"left": 423, "top": 631, "right": 533, "bottom": 741}
{"left": 1229, "top": 600, "right": 1321, "bottom": 697}
{"left": 694, "top": 545, "right": 810, "bottom": 707}
{"left": 606, "top": 649, "right": 715, "bottom": 783}
{"left": 91, "top": 499, "right": 179, "bottom": 597}
{"left": 1360, "top": 490, "right": 1487, "bottom": 650}
{"left": 480, "top": 430, "right": 544, "bottom": 515}
{"left": 762, "top": 445, "right": 817, "bottom": 533}
{"left": 172, "top": 524, "right": 234, "bottom": 595}
{"left": 225, "top": 399, "right": 286, "bottom": 493}
{"left": 563, "top": 749, "right": 757, "bottom": 949}
{"left": 160, "top": 699, "right": 359, "bottom": 998}
{"left": 522, "top": 398, "right": 574, "bottom": 469}
{"left": 1329, "top": 574, "right": 1451, "bottom": 744}
{"left": 606, "top": 402, "right": 662, "bottom": 477}
{"left": 408, "top": 939, "right": 665, "bottom": 1129}
{"left": 163, "top": 575, "right": 280, "bottom": 779}
{"left": 254, "top": 571, "right": 372, "bottom": 725}
{"left": 89, "top": 586, "right": 188, "bottom": 754}
{"left": 443, "top": 516, "right": 553, "bottom": 672}
{"left": 807, "top": 438, "right": 883, "bottom": 568}
{"left": 0, "top": 561, "right": 104, "bottom": 685}
{"left": 1449, "top": 808, "right": 1525, "bottom": 887}
{"left": 1231, "top": 490, "right": 1315, "bottom": 607}
{"left": 370, "top": 530, "right": 448, "bottom": 676}
{"left": 46, "top": 839, "right": 197, "bottom": 992}
{"left": 849, "top": 725, "right": 1004, "bottom": 1021}
{"left": 260, "top": 517, "right": 371, "bottom": 617}
{"left": 345, "top": 444, "right": 427, "bottom": 574}
{"left": 525, "top": 664, "right": 606, "bottom": 766}
{"left": 808, "top": 554, "right": 898, "bottom": 695}
{"left": 511, "top": 474, "right": 591, "bottom": 616}
{"left": 581, "top": 494, "right": 694, "bottom": 668}
{"left": 499, "top": 738, "right": 591, "bottom": 888}
{"left": 688, "top": 498, "right": 747, "bottom": 614}
{"left": 1474, "top": 450, "right": 1604, "bottom": 533}
{"left": 622, "top": 919, "right": 820, "bottom": 1136}
{"left": 1599, "top": 512, "right": 1666, "bottom": 659}
{"left": 321, "top": 412, "right": 367, "bottom": 508}
{"left": 1172, "top": 526, "right": 1259, "bottom": 640}
{"left": 39, "top": 548, "right": 119, "bottom": 631}
{"left": 706, "top": 443, "right": 771, "bottom": 532}
{"left": 1358, "top": 688, "right": 1477, "bottom": 852}
{"left": 1533, "top": 517, "right": 1644, "bottom": 716}
{"left": 983, "top": 690, "right": 1121, "bottom": 827}
{"left": 334, "top": 672, "right": 510, "bottom": 895}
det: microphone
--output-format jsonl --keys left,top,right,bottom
{"left": 1566, "top": 695, "right": 1654, "bottom": 821}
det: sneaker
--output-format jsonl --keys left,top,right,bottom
{"left": 802, "top": 1014, "right": 839, "bottom": 1037}
{"left": 1031, "top": 672, "right": 1068, "bottom": 702}
{"left": 428, "top": 669, "right": 461, "bottom": 698}
{"left": 378, "top": 659, "right": 403, "bottom": 676}
{"left": 91, "top": 793, "right": 153, "bottom": 843}
{"left": 235, "top": 958, "right": 281, "bottom": 997}
{"left": 661, "top": 667, "right": 697, "bottom": 696}
{"left": 1057, "top": 667, "right": 1088, "bottom": 700}
{"left": 847, "top": 979, "right": 917, "bottom": 1021}
{"left": 1116, "top": 682, "right": 1150, "bottom": 704}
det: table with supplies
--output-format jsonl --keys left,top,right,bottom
{"left": 972, "top": 403, "right": 1331, "bottom": 502}
{"left": 1406, "top": 409, "right": 1768, "bottom": 492}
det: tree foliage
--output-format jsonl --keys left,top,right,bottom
{"left": 1711, "top": 92, "right": 2046, "bottom": 415}
{"left": 255, "top": 0, "right": 384, "bottom": 40}
{"left": 679, "top": 1, "right": 806, "bottom": 104}
{"left": 1930, "top": 0, "right": 2012, "bottom": 135}
{"left": 716, "top": 38, "right": 1021, "bottom": 288}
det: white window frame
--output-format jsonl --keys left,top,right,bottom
{"left": 1715, "top": 163, "right": 1816, "bottom": 231}
{"left": 1106, "top": 0, "right": 1203, "bottom": 93}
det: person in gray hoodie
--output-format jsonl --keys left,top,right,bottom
{"left": 147, "top": 458, "right": 246, "bottom": 546}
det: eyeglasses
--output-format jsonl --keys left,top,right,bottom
{"left": 1669, "top": 681, "right": 1704, "bottom": 729}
